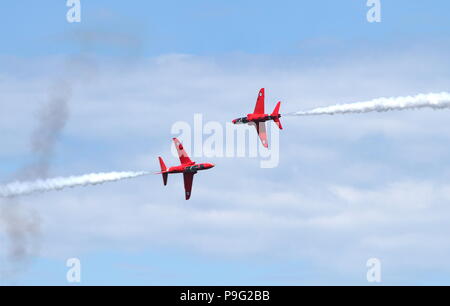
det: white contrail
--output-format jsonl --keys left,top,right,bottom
{"left": 285, "top": 92, "right": 450, "bottom": 116}
{"left": 0, "top": 171, "right": 149, "bottom": 198}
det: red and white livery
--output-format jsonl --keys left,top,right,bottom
{"left": 158, "top": 138, "right": 214, "bottom": 200}
{"left": 232, "top": 88, "right": 283, "bottom": 148}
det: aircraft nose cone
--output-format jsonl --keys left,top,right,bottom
{"left": 209, "top": 163, "right": 215, "bottom": 168}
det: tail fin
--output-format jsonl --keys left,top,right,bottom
{"left": 158, "top": 157, "right": 168, "bottom": 186}
{"left": 271, "top": 101, "right": 283, "bottom": 130}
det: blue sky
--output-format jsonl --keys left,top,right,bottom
{"left": 1, "top": 1, "right": 450, "bottom": 285}
{"left": 2, "top": 1, "right": 450, "bottom": 57}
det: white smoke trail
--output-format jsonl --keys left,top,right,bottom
{"left": 0, "top": 171, "right": 149, "bottom": 198}
{"left": 285, "top": 92, "right": 450, "bottom": 116}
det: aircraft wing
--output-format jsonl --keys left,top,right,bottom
{"left": 173, "top": 138, "right": 193, "bottom": 165}
{"left": 255, "top": 122, "right": 268, "bottom": 148}
{"left": 253, "top": 88, "right": 265, "bottom": 114}
{"left": 183, "top": 172, "right": 194, "bottom": 200}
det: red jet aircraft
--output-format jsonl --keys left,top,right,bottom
{"left": 232, "top": 88, "right": 282, "bottom": 148}
{"left": 158, "top": 138, "right": 215, "bottom": 200}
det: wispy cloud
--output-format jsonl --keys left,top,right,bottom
{"left": 1, "top": 44, "right": 450, "bottom": 284}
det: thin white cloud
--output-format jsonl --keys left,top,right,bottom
{"left": 2, "top": 46, "right": 450, "bottom": 283}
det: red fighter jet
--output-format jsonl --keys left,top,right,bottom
{"left": 232, "top": 88, "right": 283, "bottom": 148}
{"left": 157, "top": 138, "right": 215, "bottom": 200}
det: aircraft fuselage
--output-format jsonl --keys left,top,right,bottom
{"left": 232, "top": 113, "right": 281, "bottom": 125}
{"left": 167, "top": 163, "right": 214, "bottom": 174}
